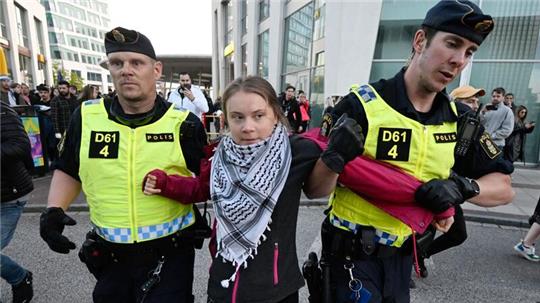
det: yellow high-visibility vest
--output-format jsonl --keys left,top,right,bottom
{"left": 330, "top": 85, "right": 457, "bottom": 247}
{"left": 79, "top": 99, "right": 194, "bottom": 243}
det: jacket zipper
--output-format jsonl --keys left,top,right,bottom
{"left": 129, "top": 128, "right": 137, "bottom": 241}
{"left": 415, "top": 126, "right": 429, "bottom": 178}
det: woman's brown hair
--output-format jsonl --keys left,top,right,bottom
{"left": 221, "top": 76, "right": 289, "bottom": 128}
{"left": 79, "top": 84, "right": 96, "bottom": 101}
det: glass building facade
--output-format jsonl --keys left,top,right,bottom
{"left": 42, "top": 0, "right": 111, "bottom": 90}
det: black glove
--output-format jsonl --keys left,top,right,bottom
{"left": 40, "top": 207, "right": 77, "bottom": 254}
{"left": 321, "top": 113, "right": 364, "bottom": 173}
{"left": 448, "top": 174, "right": 480, "bottom": 201}
{"left": 415, "top": 175, "right": 480, "bottom": 214}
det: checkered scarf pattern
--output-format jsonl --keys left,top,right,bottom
{"left": 211, "top": 123, "right": 291, "bottom": 273}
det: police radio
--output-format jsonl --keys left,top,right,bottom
{"left": 455, "top": 104, "right": 483, "bottom": 157}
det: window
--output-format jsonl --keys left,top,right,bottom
{"left": 257, "top": 30, "right": 269, "bottom": 78}
{"left": 49, "top": 33, "right": 57, "bottom": 44}
{"left": 107, "top": 75, "right": 112, "bottom": 83}
{"left": 282, "top": 2, "right": 315, "bottom": 74}
{"left": 0, "top": 4, "right": 7, "bottom": 38}
{"left": 87, "top": 12, "right": 101, "bottom": 26}
{"left": 259, "top": 0, "right": 270, "bottom": 22}
{"left": 87, "top": 72, "right": 102, "bottom": 82}
{"left": 46, "top": 13, "right": 54, "bottom": 27}
{"left": 35, "top": 19, "right": 46, "bottom": 54}
{"left": 241, "top": 44, "right": 247, "bottom": 77}
{"left": 102, "top": 17, "right": 110, "bottom": 28}
{"left": 241, "top": 0, "right": 248, "bottom": 35}
{"left": 52, "top": 14, "right": 74, "bottom": 32}
{"left": 224, "top": 1, "right": 234, "bottom": 45}
{"left": 313, "top": 0, "right": 326, "bottom": 40}
{"left": 15, "top": 5, "right": 29, "bottom": 47}
{"left": 18, "top": 54, "right": 33, "bottom": 87}
{"left": 58, "top": 3, "right": 86, "bottom": 21}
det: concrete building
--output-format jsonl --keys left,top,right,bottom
{"left": 212, "top": 0, "right": 540, "bottom": 164}
{"left": 43, "top": 0, "right": 111, "bottom": 91}
{"left": 0, "top": 0, "right": 53, "bottom": 87}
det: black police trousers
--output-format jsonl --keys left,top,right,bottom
{"left": 328, "top": 252, "right": 412, "bottom": 303}
{"left": 92, "top": 246, "right": 195, "bottom": 303}
{"left": 321, "top": 220, "right": 412, "bottom": 303}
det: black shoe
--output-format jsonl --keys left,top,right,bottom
{"left": 12, "top": 271, "right": 33, "bottom": 303}
{"left": 418, "top": 257, "right": 428, "bottom": 278}
{"left": 409, "top": 278, "right": 416, "bottom": 289}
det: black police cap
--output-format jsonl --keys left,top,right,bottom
{"left": 422, "top": 0, "right": 494, "bottom": 45}
{"left": 104, "top": 27, "right": 156, "bottom": 60}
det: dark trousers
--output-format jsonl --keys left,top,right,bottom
{"left": 93, "top": 246, "right": 195, "bottom": 303}
{"left": 425, "top": 205, "right": 467, "bottom": 257}
{"left": 530, "top": 196, "right": 540, "bottom": 226}
{"left": 299, "top": 121, "right": 309, "bottom": 133}
{"left": 328, "top": 252, "right": 412, "bottom": 303}
{"left": 205, "top": 116, "right": 214, "bottom": 133}
{"left": 38, "top": 114, "right": 58, "bottom": 169}
{"left": 321, "top": 220, "right": 412, "bottom": 303}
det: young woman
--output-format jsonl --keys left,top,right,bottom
{"left": 505, "top": 105, "right": 535, "bottom": 162}
{"left": 514, "top": 195, "right": 540, "bottom": 262}
{"left": 144, "top": 76, "right": 364, "bottom": 303}
{"left": 79, "top": 84, "right": 97, "bottom": 102}
{"left": 298, "top": 90, "right": 310, "bottom": 133}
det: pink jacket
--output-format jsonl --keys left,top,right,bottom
{"left": 301, "top": 129, "right": 454, "bottom": 234}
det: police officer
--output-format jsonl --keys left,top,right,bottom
{"left": 39, "top": 27, "right": 207, "bottom": 302}
{"left": 314, "top": 1, "right": 514, "bottom": 302}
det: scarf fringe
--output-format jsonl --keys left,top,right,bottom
{"left": 218, "top": 223, "right": 272, "bottom": 288}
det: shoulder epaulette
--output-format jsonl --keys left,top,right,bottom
{"left": 356, "top": 85, "right": 376, "bottom": 103}
{"left": 83, "top": 98, "right": 102, "bottom": 106}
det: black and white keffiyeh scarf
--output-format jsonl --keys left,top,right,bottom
{"left": 211, "top": 123, "right": 291, "bottom": 287}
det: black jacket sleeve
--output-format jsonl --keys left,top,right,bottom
{"left": 1, "top": 103, "right": 32, "bottom": 167}
{"left": 180, "top": 112, "right": 208, "bottom": 175}
{"left": 331, "top": 93, "right": 369, "bottom": 138}
{"left": 54, "top": 107, "right": 82, "bottom": 181}
{"left": 453, "top": 103, "right": 514, "bottom": 179}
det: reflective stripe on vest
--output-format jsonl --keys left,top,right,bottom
{"left": 79, "top": 99, "right": 194, "bottom": 243}
{"left": 330, "top": 85, "right": 458, "bottom": 247}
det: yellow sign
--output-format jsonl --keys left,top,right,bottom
{"left": 223, "top": 42, "right": 234, "bottom": 57}
{"left": 37, "top": 53, "right": 46, "bottom": 63}
{"left": 0, "top": 47, "right": 7, "bottom": 75}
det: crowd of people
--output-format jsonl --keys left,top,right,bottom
{"left": 0, "top": 76, "right": 116, "bottom": 173}
{"left": 0, "top": 1, "right": 538, "bottom": 303}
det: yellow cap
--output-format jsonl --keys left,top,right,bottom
{"left": 450, "top": 85, "right": 485, "bottom": 100}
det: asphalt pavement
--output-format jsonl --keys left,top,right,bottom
{"left": 2, "top": 165, "right": 538, "bottom": 302}
{"left": 1, "top": 208, "right": 539, "bottom": 302}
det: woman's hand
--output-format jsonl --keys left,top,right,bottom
{"left": 143, "top": 174, "right": 162, "bottom": 195}
{"left": 432, "top": 216, "right": 454, "bottom": 233}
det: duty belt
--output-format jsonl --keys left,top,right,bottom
{"left": 96, "top": 229, "right": 194, "bottom": 263}
{"left": 321, "top": 218, "right": 407, "bottom": 261}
